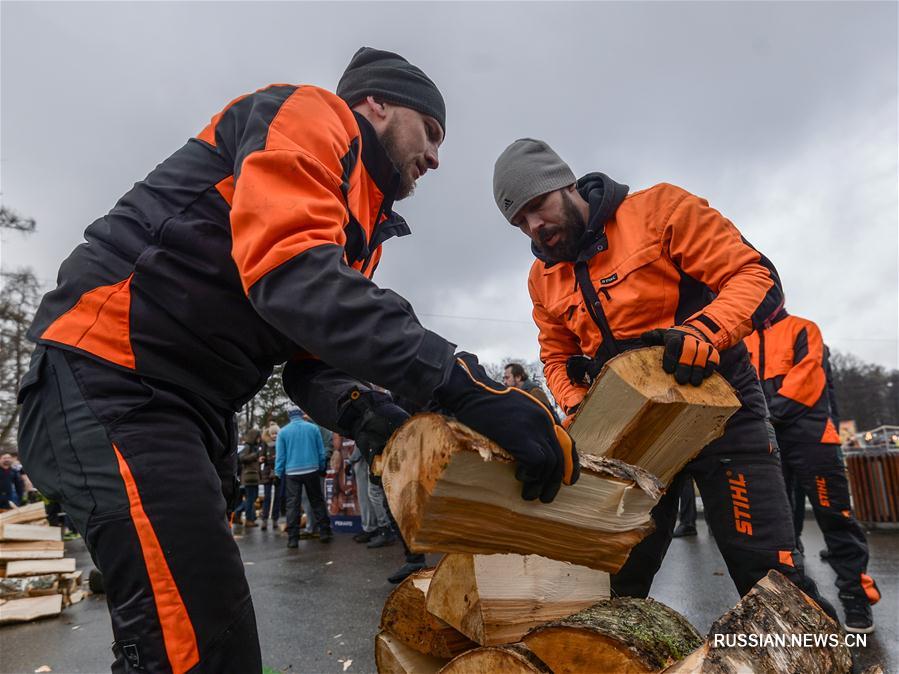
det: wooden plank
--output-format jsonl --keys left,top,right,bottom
{"left": 426, "top": 553, "right": 610, "bottom": 646}
{"left": 0, "top": 523, "right": 62, "bottom": 542}
{"left": 0, "top": 540, "right": 65, "bottom": 560}
{"left": 3, "top": 558, "right": 76, "bottom": 576}
{"left": 380, "top": 569, "right": 476, "bottom": 658}
{"left": 569, "top": 347, "right": 740, "bottom": 486}
{"left": 521, "top": 597, "right": 702, "bottom": 673}
{"left": 375, "top": 631, "right": 448, "bottom": 674}
{"left": 0, "top": 593, "right": 62, "bottom": 624}
{"left": 0, "top": 503, "right": 48, "bottom": 525}
{"left": 381, "top": 414, "right": 662, "bottom": 573}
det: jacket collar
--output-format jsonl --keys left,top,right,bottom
{"left": 533, "top": 172, "right": 629, "bottom": 270}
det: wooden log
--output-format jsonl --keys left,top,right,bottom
{"left": 0, "top": 574, "right": 60, "bottom": 599}
{"left": 2, "top": 558, "right": 77, "bottom": 576}
{"left": 569, "top": 347, "right": 740, "bottom": 486}
{"left": 0, "top": 503, "right": 48, "bottom": 526}
{"left": 382, "top": 414, "right": 662, "bottom": 573}
{"left": 521, "top": 596, "right": 702, "bottom": 673}
{"left": 0, "top": 523, "right": 62, "bottom": 542}
{"left": 375, "top": 631, "right": 449, "bottom": 674}
{"left": 438, "top": 643, "right": 551, "bottom": 674}
{"left": 0, "top": 593, "right": 62, "bottom": 623}
{"left": 380, "top": 569, "right": 476, "bottom": 658}
{"left": 0, "top": 540, "right": 65, "bottom": 560}
{"left": 663, "top": 570, "right": 851, "bottom": 673}
{"left": 426, "top": 553, "right": 610, "bottom": 646}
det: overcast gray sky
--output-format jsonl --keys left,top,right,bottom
{"left": 2, "top": 1, "right": 897, "bottom": 370}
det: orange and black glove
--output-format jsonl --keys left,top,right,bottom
{"left": 641, "top": 324, "right": 720, "bottom": 386}
{"left": 435, "top": 353, "right": 580, "bottom": 503}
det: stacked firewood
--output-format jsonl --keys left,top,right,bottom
{"left": 374, "top": 348, "right": 852, "bottom": 673}
{"left": 0, "top": 503, "right": 84, "bottom": 624}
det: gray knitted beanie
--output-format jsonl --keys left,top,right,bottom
{"left": 493, "top": 139, "right": 575, "bottom": 223}
{"left": 336, "top": 47, "right": 446, "bottom": 135}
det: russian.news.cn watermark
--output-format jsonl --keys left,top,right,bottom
{"left": 712, "top": 633, "right": 867, "bottom": 649}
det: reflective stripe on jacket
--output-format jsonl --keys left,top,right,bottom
{"left": 28, "top": 84, "right": 455, "bottom": 410}
{"left": 744, "top": 313, "right": 841, "bottom": 444}
{"left": 528, "top": 182, "right": 782, "bottom": 413}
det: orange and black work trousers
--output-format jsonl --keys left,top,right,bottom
{"left": 17, "top": 346, "right": 261, "bottom": 673}
{"left": 611, "top": 409, "right": 832, "bottom": 613}
{"left": 779, "top": 439, "right": 878, "bottom": 603}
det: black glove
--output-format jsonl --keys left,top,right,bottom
{"left": 434, "top": 353, "right": 580, "bottom": 503}
{"left": 273, "top": 475, "right": 281, "bottom": 487}
{"left": 641, "top": 324, "right": 720, "bottom": 386}
{"left": 566, "top": 355, "right": 603, "bottom": 387}
{"left": 337, "top": 389, "right": 410, "bottom": 468}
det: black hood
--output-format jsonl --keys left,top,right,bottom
{"left": 531, "top": 172, "right": 629, "bottom": 266}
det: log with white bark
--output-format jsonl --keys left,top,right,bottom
{"left": 569, "top": 347, "right": 740, "bottom": 486}
{"left": 438, "top": 643, "right": 552, "bottom": 674}
{"left": 426, "top": 553, "right": 610, "bottom": 646}
{"left": 0, "top": 540, "right": 64, "bottom": 560}
{"left": 0, "top": 593, "right": 63, "bottom": 623}
{"left": 1, "top": 558, "right": 76, "bottom": 577}
{"left": 0, "top": 574, "right": 60, "bottom": 599}
{"left": 375, "top": 631, "right": 449, "bottom": 674}
{"left": 381, "top": 414, "right": 662, "bottom": 573}
{"left": 379, "top": 569, "right": 476, "bottom": 658}
{"left": 521, "top": 596, "right": 702, "bottom": 673}
{"left": 0, "top": 523, "right": 61, "bottom": 541}
{"left": 663, "top": 570, "right": 851, "bottom": 674}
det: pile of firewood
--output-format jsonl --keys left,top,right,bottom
{"left": 374, "top": 348, "right": 853, "bottom": 673}
{"left": 0, "top": 503, "right": 85, "bottom": 624}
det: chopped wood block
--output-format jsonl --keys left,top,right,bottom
{"left": 0, "top": 540, "right": 65, "bottom": 560}
{"left": 427, "top": 553, "right": 610, "bottom": 646}
{"left": 663, "top": 570, "right": 851, "bottom": 673}
{"left": 3, "top": 558, "right": 76, "bottom": 576}
{"left": 0, "top": 574, "right": 60, "bottom": 599}
{"left": 569, "top": 347, "right": 740, "bottom": 486}
{"left": 522, "top": 596, "right": 702, "bottom": 673}
{"left": 382, "top": 414, "right": 662, "bottom": 573}
{"left": 0, "top": 523, "right": 62, "bottom": 542}
{"left": 0, "top": 503, "right": 48, "bottom": 525}
{"left": 380, "top": 569, "right": 476, "bottom": 658}
{"left": 0, "top": 593, "right": 62, "bottom": 623}
{"left": 62, "top": 588, "right": 85, "bottom": 608}
{"left": 438, "top": 644, "right": 551, "bottom": 674}
{"left": 375, "top": 631, "right": 449, "bottom": 674}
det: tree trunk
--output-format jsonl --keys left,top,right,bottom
{"left": 426, "top": 553, "right": 610, "bottom": 646}
{"left": 381, "top": 414, "right": 662, "bottom": 573}
{"left": 438, "top": 643, "right": 552, "bottom": 674}
{"left": 663, "top": 571, "right": 851, "bottom": 673}
{"left": 521, "top": 596, "right": 702, "bottom": 673}
{"left": 380, "top": 568, "right": 476, "bottom": 658}
{"left": 569, "top": 347, "right": 740, "bottom": 486}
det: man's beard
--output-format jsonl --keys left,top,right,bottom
{"left": 379, "top": 121, "right": 416, "bottom": 200}
{"left": 537, "top": 191, "right": 586, "bottom": 262}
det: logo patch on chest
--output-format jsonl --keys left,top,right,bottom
{"left": 600, "top": 273, "right": 618, "bottom": 285}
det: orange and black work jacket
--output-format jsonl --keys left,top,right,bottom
{"left": 528, "top": 173, "right": 783, "bottom": 417}
{"left": 28, "top": 85, "right": 456, "bottom": 413}
{"left": 744, "top": 312, "right": 841, "bottom": 445}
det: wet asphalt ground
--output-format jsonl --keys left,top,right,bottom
{"left": 1, "top": 514, "right": 895, "bottom": 674}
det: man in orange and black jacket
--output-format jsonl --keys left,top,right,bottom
{"left": 492, "top": 138, "right": 834, "bottom": 615}
{"left": 745, "top": 310, "right": 879, "bottom": 633}
{"left": 17, "top": 51, "right": 578, "bottom": 673}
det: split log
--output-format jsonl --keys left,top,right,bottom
{"left": 0, "top": 503, "right": 48, "bottom": 526}
{"left": 426, "top": 553, "right": 610, "bottom": 646}
{"left": 2, "top": 558, "right": 76, "bottom": 577}
{"left": 380, "top": 568, "right": 476, "bottom": 658}
{"left": 381, "top": 414, "right": 662, "bottom": 573}
{"left": 0, "top": 540, "right": 64, "bottom": 560}
{"left": 521, "top": 596, "right": 702, "bottom": 673}
{"left": 439, "top": 644, "right": 551, "bottom": 674}
{"left": 63, "top": 589, "right": 85, "bottom": 608}
{"left": 0, "top": 574, "right": 60, "bottom": 599}
{"left": 0, "top": 523, "right": 62, "bottom": 542}
{"left": 0, "top": 593, "right": 62, "bottom": 623}
{"left": 569, "top": 347, "right": 739, "bottom": 486}
{"left": 663, "top": 570, "right": 851, "bottom": 673}
{"left": 375, "top": 631, "right": 449, "bottom": 674}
